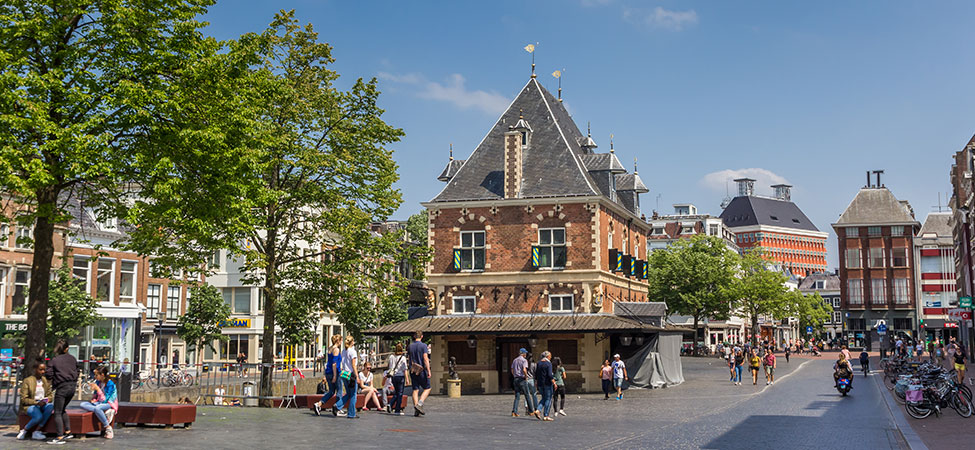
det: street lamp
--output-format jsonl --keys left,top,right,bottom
{"left": 156, "top": 311, "right": 166, "bottom": 388}
{"left": 466, "top": 335, "right": 478, "bottom": 349}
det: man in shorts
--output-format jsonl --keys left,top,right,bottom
{"left": 408, "top": 331, "right": 432, "bottom": 417}
{"left": 611, "top": 354, "right": 628, "bottom": 400}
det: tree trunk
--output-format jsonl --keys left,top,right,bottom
{"left": 692, "top": 314, "right": 700, "bottom": 356}
{"left": 259, "top": 232, "right": 277, "bottom": 407}
{"left": 751, "top": 313, "right": 760, "bottom": 347}
{"left": 24, "top": 189, "right": 58, "bottom": 362}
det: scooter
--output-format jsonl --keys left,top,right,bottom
{"left": 837, "top": 377, "right": 852, "bottom": 396}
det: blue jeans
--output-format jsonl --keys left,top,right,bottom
{"left": 25, "top": 403, "right": 54, "bottom": 431}
{"left": 79, "top": 402, "right": 113, "bottom": 427}
{"left": 318, "top": 375, "right": 342, "bottom": 407}
{"left": 512, "top": 377, "right": 534, "bottom": 414}
{"left": 538, "top": 384, "right": 554, "bottom": 417}
{"left": 525, "top": 379, "right": 539, "bottom": 412}
{"left": 733, "top": 365, "right": 742, "bottom": 383}
{"left": 391, "top": 376, "right": 406, "bottom": 413}
{"left": 334, "top": 376, "right": 358, "bottom": 418}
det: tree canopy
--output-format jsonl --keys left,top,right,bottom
{"left": 176, "top": 284, "right": 231, "bottom": 366}
{"left": 734, "top": 249, "right": 793, "bottom": 346}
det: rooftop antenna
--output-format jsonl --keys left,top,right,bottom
{"left": 720, "top": 180, "right": 732, "bottom": 209}
{"left": 656, "top": 193, "right": 662, "bottom": 212}
{"left": 524, "top": 43, "right": 537, "bottom": 78}
{"left": 610, "top": 134, "right": 615, "bottom": 153}
{"left": 552, "top": 69, "right": 563, "bottom": 101}
{"left": 449, "top": 143, "right": 453, "bottom": 161}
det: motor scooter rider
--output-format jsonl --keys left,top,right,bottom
{"left": 833, "top": 353, "right": 853, "bottom": 388}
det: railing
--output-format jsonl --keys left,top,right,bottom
{"left": 0, "top": 360, "right": 23, "bottom": 419}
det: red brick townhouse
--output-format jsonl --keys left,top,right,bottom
{"left": 367, "top": 76, "right": 684, "bottom": 394}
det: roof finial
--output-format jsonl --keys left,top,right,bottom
{"left": 449, "top": 143, "right": 453, "bottom": 161}
{"left": 524, "top": 43, "right": 537, "bottom": 78}
{"left": 552, "top": 69, "right": 563, "bottom": 101}
{"left": 587, "top": 121, "right": 591, "bottom": 137}
{"left": 610, "top": 133, "right": 615, "bottom": 153}
{"left": 634, "top": 157, "right": 638, "bottom": 174}
{"left": 519, "top": 108, "right": 524, "bottom": 119}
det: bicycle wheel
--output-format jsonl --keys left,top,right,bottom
{"left": 959, "top": 384, "right": 973, "bottom": 402}
{"left": 182, "top": 373, "right": 194, "bottom": 386}
{"left": 131, "top": 378, "right": 143, "bottom": 391}
{"left": 80, "top": 380, "right": 93, "bottom": 396}
{"left": 894, "top": 389, "right": 906, "bottom": 405}
{"left": 952, "top": 392, "right": 973, "bottom": 418}
{"left": 883, "top": 374, "right": 897, "bottom": 390}
{"left": 905, "top": 403, "right": 932, "bottom": 419}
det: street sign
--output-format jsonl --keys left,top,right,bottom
{"left": 877, "top": 324, "right": 888, "bottom": 335}
{"left": 961, "top": 297, "right": 972, "bottom": 308}
{"left": 806, "top": 326, "right": 813, "bottom": 335}
{"left": 948, "top": 308, "right": 972, "bottom": 321}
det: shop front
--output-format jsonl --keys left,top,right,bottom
{"left": 71, "top": 308, "right": 141, "bottom": 374}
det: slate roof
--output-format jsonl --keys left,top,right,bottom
{"left": 437, "top": 158, "right": 466, "bottom": 182}
{"left": 579, "top": 153, "right": 625, "bottom": 173}
{"left": 615, "top": 302, "right": 667, "bottom": 317}
{"left": 918, "top": 212, "right": 951, "bottom": 237}
{"left": 615, "top": 173, "right": 649, "bottom": 193}
{"left": 834, "top": 188, "right": 919, "bottom": 227}
{"left": 430, "top": 78, "right": 600, "bottom": 202}
{"left": 363, "top": 313, "right": 684, "bottom": 336}
{"left": 719, "top": 195, "right": 820, "bottom": 232}
{"left": 798, "top": 272, "right": 841, "bottom": 291}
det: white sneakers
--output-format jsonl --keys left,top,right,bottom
{"left": 33, "top": 431, "right": 46, "bottom": 440}
{"left": 557, "top": 410, "right": 567, "bottom": 416}
{"left": 16, "top": 430, "right": 26, "bottom": 440}
{"left": 105, "top": 426, "right": 114, "bottom": 439}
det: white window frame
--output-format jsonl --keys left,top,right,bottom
{"left": 893, "top": 278, "right": 910, "bottom": 304}
{"left": 848, "top": 279, "right": 863, "bottom": 305}
{"left": 537, "top": 228, "right": 567, "bottom": 269}
{"left": 95, "top": 259, "right": 115, "bottom": 303}
{"left": 651, "top": 227, "right": 665, "bottom": 236}
{"left": 549, "top": 294, "right": 574, "bottom": 313}
{"left": 15, "top": 223, "right": 32, "bottom": 249}
{"left": 12, "top": 269, "right": 30, "bottom": 314}
{"left": 845, "top": 248, "right": 861, "bottom": 269}
{"left": 459, "top": 230, "right": 486, "bottom": 271}
{"left": 832, "top": 297, "right": 841, "bottom": 308}
{"left": 833, "top": 311, "right": 842, "bottom": 324}
{"left": 891, "top": 247, "right": 908, "bottom": 267}
{"left": 166, "top": 285, "right": 181, "bottom": 320}
{"left": 847, "top": 228, "right": 859, "bottom": 238}
{"left": 210, "top": 250, "right": 221, "bottom": 270}
{"left": 870, "top": 279, "right": 886, "bottom": 305}
{"left": 452, "top": 295, "right": 476, "bottom": 314}
{"left": 0, "top": 224, "right": 8, "bottom": 247}
{"left": 146, "top": 284, "right": 161, "bottom": 319}
{"left": 869, "top": 247, "right": 885, "bottom": 268}
{"left": 72, "top": 257, "right": 91, "bottom": 295}
{"left": 891, "top": 226, "right": 904, "bottom": 236}
{"left": 119, "top": 260, "right": 137, "bottom": 303}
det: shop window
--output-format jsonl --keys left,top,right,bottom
{"left": 119, "top": 261, "right": 137, "bottom": 303}
{"left": 452, "top": 296, "right": 475, "bottom": 314}
{"left": 549, "top": 294, "right": 573, "bottom": 313}
{"left": 458, "top": 231, "right": 485, "bottom": 271}
{"left": 12, "top": 269, "right": 29, "bottom": 312}
{"left": 547, "top": 339, "right": 578, "bottom": 365}
{"left": 146, "top": 284, "right": 161, "bottom": 319}
{"left": 166, "top": 285, "right": 181, "bottom": 320}
{"left": 536, "top": 228, "right": 567, "bottom": 269}
{"left": 96, "top": 259, "right": 115, "bottom": 302}
{"left": 447, "top": 340, "right": 477, "bottom": 365}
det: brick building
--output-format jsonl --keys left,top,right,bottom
{"left": 833, "top": 176, "right": 920, "bottom": 350}
{"left": 948, "top": 135, "right": 975, "bottom": 353}
{"left": 367, "top": 76, "right": 684, "bottom": 394}
{"left": 720, "top": 179, "right": 828, "bottom": 277}
{"left": 914, "top": 212, "right": 958, "bottom": 342}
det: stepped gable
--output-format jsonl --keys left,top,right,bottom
{"left": 430, "top": 78, "right": 599, "bottom": 202}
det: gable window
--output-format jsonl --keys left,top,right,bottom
{"left": 871, "top": 279, "right": 886, "bottom": 305}
{"left": 813, "top": 280, "right": 824, "bottom": 290}
{"left": 452, "top": 295, "right": 475, "bottom": 314}
{"left": 847, "top": 228, "right": 859, "bottom": 238}
{"left": 459, "top": 231, "right": 486, "bottom": 271}
{"left": 537, "top": 228, "right": 567, "bottom": 269}
{"left": 652, "top": 227, "right": 665, "bottom": 236}
{"left": 12, "top": 269, "right": 30, "bottom": 313}
{"left": 845, "top": 248, "right": 861, "bottom": 269}
{"left": 891, "top": 226, "right": 904, "bottom": 236}
{"left": 119, "top": 261, "right": 137, "bottom": 303}
{"left": 146, "top": 284, "right": 161, "bottom": 319}
{"left": 847, "top": 279, "right": 863, "bottom": 305}
{"left": 549, "top": 294, "right": 573, "bottom": 313}
{"left": 869, "top": 247, "right": 884, "bottom": 268}
{"left": 166, "top": 285, "right": 181, "bottom": 320}
{"left": 72, "top": 257, "right": 91, "bottom": 294}
{"left": 868, "top": 226, "right": 881, "bottom": 236}
{"left": 96, "top": 259, "right": 115, "bottom": 303}
{"left": 891, "top": 247, "right": 908, "bottom": 267}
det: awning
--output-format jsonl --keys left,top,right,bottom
{"left": 364, "top": 314, "right": 689, "bottom": 336}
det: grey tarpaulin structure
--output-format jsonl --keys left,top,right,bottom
{"left": 623, "top": 332, "right": 684, "bottom": 389}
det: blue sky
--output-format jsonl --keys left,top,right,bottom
{"left": 203, "top": 1, "right": 975, "bottom": 268}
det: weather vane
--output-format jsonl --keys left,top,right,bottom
{"left": 552, "top": 69, "right": 564, "bottom": 101}
{"left": 524, "top": 42, "right": 538, "bottom": 78}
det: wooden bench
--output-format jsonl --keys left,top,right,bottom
{"left": 115, "top": 403, "right": 196, "bottom": 429}
{"left": 18, "top": 408, "right": 110, "bottom": 436}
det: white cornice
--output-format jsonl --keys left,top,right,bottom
{"left": 728, "top": 224, "right": 829, "bottom": 239}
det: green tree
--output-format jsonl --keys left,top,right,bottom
{"left": 176, "top": 284, "right": 231, "bottom": 367}
{"left": 406, "top": 211, "right": 429, "bottom": 245}
{"left": 0, "top": 0, "right": 260, "bottom": 360}
{"left": 647, "top": 235, "right": 739, "bottom": 353}
{"left": 47, "top": 266, "right": 100, "bottom": 351}
{"left": 273, "top": 290, "right": 318, "bottom": 357}
{"left": 734, "top": 249, "right": 792, "bottom": 346}
{"left": 235, "top": 11, "right": 405, "bottom": 404}
{"left": 790, "top": 291, "right": 832, "bottom": 338}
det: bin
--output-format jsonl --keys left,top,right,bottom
{"left": 242, "top": 381, "right": 257, "bottom": 407}
{"left": 446, "top": 379, "right": 461, "bottom": 398}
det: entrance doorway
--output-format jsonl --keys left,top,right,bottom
{"left": 496, "top": 339, "right": 529, "bottom": 393}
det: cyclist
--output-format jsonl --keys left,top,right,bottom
{"left": 858, "top": 350, "right": 869, "bottom": 376}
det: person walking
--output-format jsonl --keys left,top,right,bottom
{"left": 386, "top": 343, "right": 408, "bottom": 415}
{"left": 510, "top": 348, "right": 538, "bottom": 418}
{"left": 954, "top": 344, "right": 967, "bottom": 385}
{"left": 611, "top": 354, "right": 628, "bottom": 400}
{"left": 332, "top": 336, "right": 359, "bottom": 419}
{"left": 784, "top": 345, "right": 791, "bottom": 363}
{"left": 937, "top": 342, "right": 946, "bottom": 369}
{"left": 763, "top": 349, "right": 776, "bottom": 385}
{"left": 313, "top": 334, "right": 343, "bottom": 416}
{"left": 46, "top": 339, "right": 78, "bottom": 445}
{"left": 535, "top": 351, "right": 556, "bottom": 421}
{"left": 728, "top": 349, "right": 736, "bottom": 382}
{"left": 748, "top": 349, "right": 761, "bottom": 385}
{"left": 732, "top": 349, "right": 744, "bottom": 386}
{"left": 18, "top": 360, "right": 54, "bottom": 440}
{"left": 553, "top": 356, "right": 567, "bottom": 416}
{"left": 408, "top": 331, "right": 432, "bottom": 417}
{"left": 79, "top": 366, "right": 118, "bottom": 439}
{"left": 599, "top": 360, "right": 613, "bottom": 399}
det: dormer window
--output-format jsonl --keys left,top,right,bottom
{"left": 652, "top": 227, "right": 665, "bottom": 235}
{"left": 521, "top": 131, "right": 527, "bottom": 146}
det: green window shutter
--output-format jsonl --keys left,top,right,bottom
{"left": 453, "top": 249, "right": 461, "bottom": 270}
{"left": 532, "top": 246, "right": 540, "bottom": 268}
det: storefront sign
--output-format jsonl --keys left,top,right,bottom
{"left": 948, "top": 309, "right": 972, "bottom": 321}
{"left": 219, "top": 318, "right": 251, "bottom": 328}
{"left": 91, "top": 339, "right": 111, "bottom": 347}
{"left": 0, "top": 320, "right": 27, "bottom": 337}
{"left": 945, "top": 323, "right": 959, "bottom": 328}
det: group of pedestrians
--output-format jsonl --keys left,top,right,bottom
{"left": 725, "top": 343, "right": 776, "bottom": 386}
{"left": 509, "top": 348, "right": 573, "bottom": 421}
{"left": 312, "top": 331, "right": 433, "bottom": 419}
{"left": 17, "top": 339, "right": 118, "bottom": 443}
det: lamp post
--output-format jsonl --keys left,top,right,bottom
{"left": 156, "top": 311, "right": 166, "bottom": 388}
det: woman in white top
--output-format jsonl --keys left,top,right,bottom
{"left": 387, "top": 343, "right": 409, "bottom": 415}
{"left": 358, "top": 362, "right": 383, "bottom": 411}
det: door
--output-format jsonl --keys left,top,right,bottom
{"left": 497, "top": 340, "right": 529, "bottom": 393}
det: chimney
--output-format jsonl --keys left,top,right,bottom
{"left": 771, "top": 184, "right": 792, "bottom": 201}
{"left": 734, "top": 178, "right": 755, "bottom": 197}
{"left": 504, "top": 112, "right": 531, "bottom": 199}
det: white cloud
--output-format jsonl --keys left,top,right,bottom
{"left": 624, "top": 6, "right": 699, "bottom": 31}
{"left": 699, "top": 168, "right": 791, "bottom": 196}
{"left": 378, "top": 72, "right": 510, "bottom": 115}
